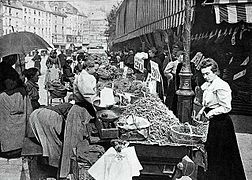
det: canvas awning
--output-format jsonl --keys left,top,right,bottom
{"left": 213, "top": 0, "right": 252, "bottom": 24}
{"left": 114, "top": 0, "right": 196, "bottom": 44}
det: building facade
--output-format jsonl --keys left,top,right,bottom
{"left": 0, "top": 0, "right": 109, "bottom": 52}
{"left": 22, "top": 1, "right": 52, "bottom": 45}
{"left": 2, "top": 0, "right": 23, "bottom": 35}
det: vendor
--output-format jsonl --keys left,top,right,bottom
{"left": 29, "top": 103, "right": 73, "bottom": 167}
{"left": 196, "top": 58, "right": 246, "bottom": 180}
{"left": 74, "top": 60, "right": 97, "bottom": 103}
{"left": 73, "top": 59, "right": 98, "bottom": 117}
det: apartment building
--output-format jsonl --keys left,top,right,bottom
{"left": 0, "top": 1, "right": 109, "bottom": 51}
{"left": 22, "top": 1, "right": 52, "bottom": 45}
{"left": 2, "top": 0, "right": 23, "bottom": 35}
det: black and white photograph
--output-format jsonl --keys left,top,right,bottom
{"left": 0, "top": 0, "right": 251, "bottom": 179}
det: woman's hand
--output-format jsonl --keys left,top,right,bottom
{"left": 195, "top": 107, "right": 204, "bottom": 120}
{"left": 195, "top": 112, "right": 202, "bottom": 121}
{"left": 204, "top": 111, "right": 213, "bottom": 119}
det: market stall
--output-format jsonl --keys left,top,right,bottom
{"left": 79, "top": 62, "right": 207, "bottom": 180}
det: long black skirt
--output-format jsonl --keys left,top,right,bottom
{"left": 204, "top": 109, "right": 246, "bottom": 180}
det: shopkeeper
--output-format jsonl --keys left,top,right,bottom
{"left": 196, "top": 58, "right": 246, "bottom": 180}
{"left": 73, "top": 59, "right": 97, "bottom": 117}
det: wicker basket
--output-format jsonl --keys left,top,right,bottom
{"left": 170, "top": 123, "right": 205, "bottom": 144}
{"left": 192, "top": 118, "right": 209, "bottom": 142}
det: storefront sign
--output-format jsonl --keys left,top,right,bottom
{"left": 150, "top": 61, "right": 160, "bottom": 82}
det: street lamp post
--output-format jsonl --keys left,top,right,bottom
{"left": 176, "top": 0, "right": 194, "bottom": 123}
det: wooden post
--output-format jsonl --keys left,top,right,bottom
{"left": 176, "top": 0, "right": 194, "bottom": 123}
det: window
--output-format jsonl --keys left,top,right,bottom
{"left": 34, "top": 10, "right": 36, "bottom": 15}
{"left": 24, "top": 8, "right": 27, "bottom": 13}
{"left": 39, "top": 12, "right": 40, "bottom": 16}
{"left": 9, "top": 8, "right": 11, "bottom": 15}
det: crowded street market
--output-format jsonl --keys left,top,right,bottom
{"left": 0, "top": 0, "right": 252, "bottom": 180}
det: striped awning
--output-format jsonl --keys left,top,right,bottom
{"left": 213, "top": 0, "right": 252, "bottom": 24}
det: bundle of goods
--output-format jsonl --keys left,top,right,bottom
{"left": 170, "top": 122, "right": 206, "bottom": 145}
{"left": 118, "top": 94, "right": 180, "bottom": 145}
{"left": 96, "top": 65, "right": 122, "bottom": 80}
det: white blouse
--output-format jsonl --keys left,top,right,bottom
{"left": 201, "top": 76, "right": 232, "bottom": 117}
{"left": 73, "top": 69, "right": 97, "bottom": 102}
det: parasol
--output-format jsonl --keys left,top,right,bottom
{"left": 0, "top": 31, "right": 51, "bottom": 58}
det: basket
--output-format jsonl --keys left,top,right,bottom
{"left": 192, "top": 118, "right": 209, "bottom": 142}
{"left": 170, "top": 123, "right": 205, "bottom": 144}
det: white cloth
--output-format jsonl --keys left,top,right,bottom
{"left": 88, "top": 147, "right": 143, "bottom": 180}
{"left": 201, "top": 76, "right": 232, "bottom": 117}
{"left": 74, "top": 69, "right": 96, "bottom": 103}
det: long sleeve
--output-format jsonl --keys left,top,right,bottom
{"left": 201, "top": 77, "right": 232, "bottom": 117}
{"left": 207, "top": 88, "right": 232, "bottom": 117}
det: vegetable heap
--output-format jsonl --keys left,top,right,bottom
{"left": 119, "top": 94, "right": 180, "bottom": 145}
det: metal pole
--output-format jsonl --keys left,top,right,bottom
{"left": 176, "top": 0, "right": 194, "bottom": 123}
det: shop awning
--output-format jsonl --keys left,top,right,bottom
{"left": 213, "top": 0, "right": 252, "bottom": 24}
{"left": 114, "top": 0, "right": 196, "bottom": 44}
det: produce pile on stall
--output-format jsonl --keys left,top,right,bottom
{"left": 95, "top": 63, "right": 206, "bottom": 145}
{"left": 117, "top": 94, "right": 207, "bottom": 145}
{"left": 117, "top": 94, "right": 180, "bottom": 145}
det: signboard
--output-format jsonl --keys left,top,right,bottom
{"left": 134, "top": 57, "right": 144, "bottom": 73}
{"left": 233, "top": 69, "right": 246, "bottom": 80}
{"left": 150, "top": 60, "right": 161, "bottom": 82}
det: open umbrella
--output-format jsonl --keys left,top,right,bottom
{"left": 0, "top": 31, "right": 51, "bottom": 58}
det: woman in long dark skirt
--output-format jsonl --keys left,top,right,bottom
{"left": 196, "top": 58, "right": 246, "bottom": 180}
